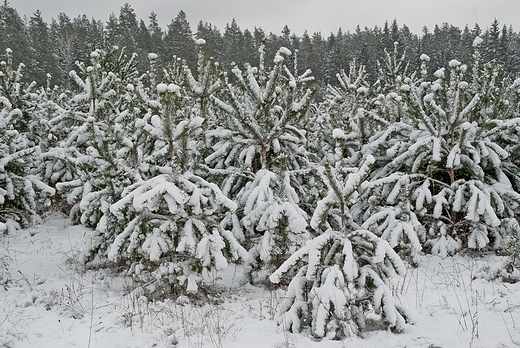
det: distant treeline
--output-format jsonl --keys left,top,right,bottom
{"left": 1, "top": 2, "right": 519, "bottom": 91}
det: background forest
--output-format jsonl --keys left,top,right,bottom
{"left": 2, "top": 1, "right": 520, "bottom": 341}
{"left": 1, "top": 2, "right": 520, "bottom": 91}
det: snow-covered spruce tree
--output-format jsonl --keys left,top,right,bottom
{"left": 86, "top": 74, "right": 248, "bottom": 295}
{"left": 319, "top": 60, "right": 373, "bottom": 160}
{"left": 376, "top": 42, "right": 412, "bottom": 96}
{"left": 162, "top": 38, "right": 226, "bottom": 174}
{"left": 35, "top": 77, "right": 80, "bottom": 211}
{"left": 206, "top": 45, "right": 317, "bottom": 283}
{"left": 72, "top": 49, "right": 161, "bottom": 249}
{"left": 182, "top": 38, "right": 225, "bottom": 121}
{"left": 54, "top": 46, "right": 141, "bottom": 227}
{"left": 380, "top": 38, "right": 520, "bottom": 256}
{"left": 319, "top": 53, "right": 411, "bottom": 168}
{"left": 270, "top": 155, "right": 409, "bottom": 339}
{"left": 0, "top": 48, "right": 54, "bottom": 233}
{"left": 358, "top": 174, "right": 425, "bottom": 264}
{"left": 320, "top": 52, "right": 424, "bottom": 264}
{"left": 237, "top": 163, "right": 311, "bottom": 284}
{"left": 366, "top": 41, "right": 415, "bottom": 155}
{"left": 160, "top": 38, "right": 223, "bottom": 121}
{"left": 207, "top": 45, "right": 316, "bottom": 193}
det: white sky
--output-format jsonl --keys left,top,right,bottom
{"left": 8, "top": 0, "right": 520, "bottom": 36}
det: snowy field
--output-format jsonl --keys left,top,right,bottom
{"left": 1, "top": 214, "right": 519, "bottom": 348}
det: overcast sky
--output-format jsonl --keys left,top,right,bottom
{"left": 7, "top": 0, "right": 520, "bottom": 36}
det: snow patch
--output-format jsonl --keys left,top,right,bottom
{"left": 473, "top": 36, "right": 484, "bottom": 46}
{"left": 332, "top": 128, "right": 345, "bottom": 139}
{"left": 156, "top": 83, "right": 168, "bottom": 93}
{"left": 420, "top": 53, "right": 430, "bottom": 61}
{"left": 448, "top": 59, "right": 461, "bottom": 68}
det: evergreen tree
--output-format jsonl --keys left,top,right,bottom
{"left": 222, "top": 18, "right": 244, "bottom": 70}
{"left": 297, "top": 31, "right": 313, "bottom": 77}
{"left": 390, "top": 19, "right": 400, "bottom": 47}
{"left": 116, "top": 3, "right": 140, "bottom": 54}
{"left": 459, "top": 25, "right": 475, "bottom": 66}
{"left": 381, "top": 21, "right": 394, "bottom": 53}
{"left": 51, "top": 13, "right": 79, "bottom": 89}
{"left": 316, "top": 52, "right": 425, "bottom": 264}
{"left": 320, "top": 60, "right": 373, "bottom": 157}
{"left": 0, "top": 49, "right": 54, "bottom": 233}
{"left": 207, "top": 45, "right": 317, "bottom": 282}
{"left": 280, "top": 25, "right": 291, "bottom": 49}
{"left": 71, "top": 15, "right": 104, "bottom": 66}
{"left": 81, "top": 51, "right": 248, "bottom": 295}
{"left": 483, "top": 19, "right": 501, "bottom": 63}
{"left": 507, "top": 26, "right": 520, "bottom": 72}
{"left": 399, "top": 24, "right": 421, "bottom": 66}
{"left": 351, "top": 27, "right": 379, "bottom": 82}
{"left": 207, "top": 45, "right": 316, "bottom": 190}
{"left": 54, "top": 46, "right": 140, "bottom": 226}
{"left": 499, "top": 24, "right": 510, "bottom": 67}
{"left": 35, "top": 78, "right": 77, "bottom": 205}
{"left": 148, "top": 12, "right": 164, "bottom": 57}
{"left": 195, "top": 21, "right": 224, "bottom": 62}
{"left": 270, "top": 155, "right": 409, "bottom": 338}
{"left": 0, "top": 1, "right": 31, "bottom": 72}
{"left": 164, "top": 11, "right": 196, "bottom": 67}
{"left": 28, "top": 10, "right": 61, "bottom": 86}
{"left": 323, "top": 32, "right": 342, "bottom": 85}
{"left": 242, "top": 28, "right": 258, "bottom": 67}
{"left": 378, "top": 38, "right": 520, "bottom": 256}
{"left": 180, "top": 39, "right": 225, "bottom": 121}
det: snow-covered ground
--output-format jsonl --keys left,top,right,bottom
{"left": 1, "top": 214, "right": 519, "bottom": 348}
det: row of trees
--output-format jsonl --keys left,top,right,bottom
{"left": 2, "top": 35, "right": 520, "bottom": 338}
{"left": 2, "top": 4, "right": 520, "bottom": 341}
{"left": 1, "top": 2, "right": 520, "bottom": 90}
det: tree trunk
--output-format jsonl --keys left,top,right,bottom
{"left": 260, "top": 142, "right": 267, "bottom": 169}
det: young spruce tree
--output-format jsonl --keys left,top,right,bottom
{"left": 0, "top": 49, "right": 54, "bottom": 233}
{"left": 83, "top": 45, "right": 248, "bottom": 296}
{"left": 207, "top": 45, "right": 317, "bottom": 283}
{"left": 270, "top": 154, "right": 409, "bottom": 338}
